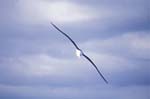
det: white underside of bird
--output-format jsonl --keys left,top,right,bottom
{"left": 76, "top": 49, "right": 82, "bottom": 58}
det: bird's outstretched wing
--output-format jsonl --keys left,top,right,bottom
{"left": 82, "top": 53, "right": 108, "bottom": 84}
{"left": 51, "top": 22, "right": 80, "bottom": 50}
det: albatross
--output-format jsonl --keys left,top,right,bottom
{"left": 51, "top": 22, "right": 108, "bottom": 84}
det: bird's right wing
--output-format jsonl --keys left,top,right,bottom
{"left": 51, "top": 22, "right": 80, "bottom": 50}
{"left": 82, "top": 53, "right": 108, "bottom": 84}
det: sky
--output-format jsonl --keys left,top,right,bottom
{"left": 0, "top": 0, "right": 150, "bottom": 99}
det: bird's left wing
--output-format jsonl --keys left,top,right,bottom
{"left": 82, "top": 53, "right": 108, "bottom": 84}
{"left": 51, "top": 22, "right": 80, "bottom": 50}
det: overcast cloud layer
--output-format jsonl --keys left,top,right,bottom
{"left": 0, "top": 0, "right": 150, "bottom": 99}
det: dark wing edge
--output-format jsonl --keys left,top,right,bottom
{"left": 51, "top": 22, "right": 80, "bottom": 50}
{"left": 82, "top": 53, "right": 108, "bottom": 84}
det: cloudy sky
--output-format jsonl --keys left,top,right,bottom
{"left": 0, "top": 0, "right": 150, "bottom": 99}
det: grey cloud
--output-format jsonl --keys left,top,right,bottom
{"left": 81, "top": 31, "right": 150, "bottom": 59}
{"left": 0, "top": 0, "right": 149, "bottom": 99}
{"left": 0, "top": 84, "right": 149, "bottom": 99}
{"left": 79, "top": 31, "right": 150, "bottom": 85}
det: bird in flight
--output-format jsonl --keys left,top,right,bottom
{"left": 51, "top": 22, "right": 108, "bottom": 84}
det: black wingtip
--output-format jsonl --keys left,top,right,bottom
{"left": 50, "top": 22, "right": 55, "bottom": 26}
{"left": 104, "top": 79, "right": 108, "bottom": 84}
{"left": 102, "top": 75, "right": 108, "bottom": 84}
{"left": 100, "top": 74, "right": 108, "bottom": 84}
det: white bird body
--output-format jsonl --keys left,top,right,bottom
{"left": 76, "top": 49, "right": 82, "bottom": 58}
